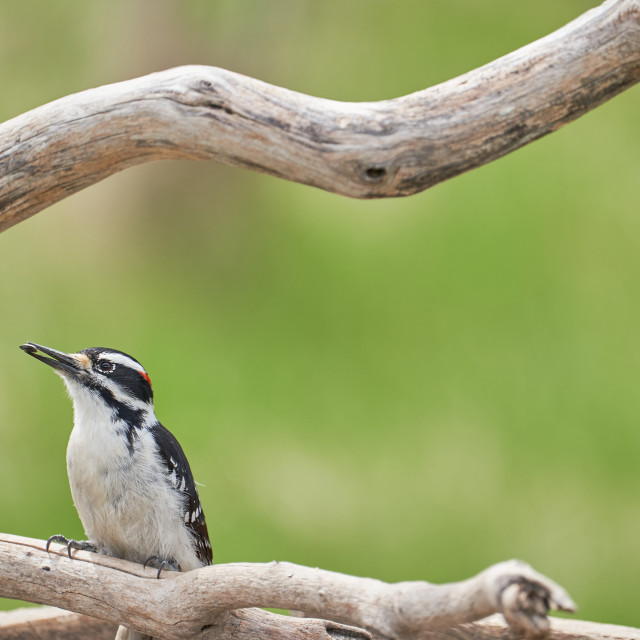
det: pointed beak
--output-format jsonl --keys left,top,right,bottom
{"left": 20, "top": 342, "right": 88, "bottom": 378}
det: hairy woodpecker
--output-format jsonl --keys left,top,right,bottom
{"left": 20, "top": 342, "right": 213, "bottom": 574}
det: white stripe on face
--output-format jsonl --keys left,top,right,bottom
{"left": 97, "top": 352, "right": 147, "bottom": 374}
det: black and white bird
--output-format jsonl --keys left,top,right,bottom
{"left": 20, "top": 342, "right": 212, "bottom": 575}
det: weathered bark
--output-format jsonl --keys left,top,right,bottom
{"left": 0, "top": 533, "right": 576, "bottom": 640}
{"left": 0, "top": 607, "right": 119, "bottom": 640}
{"left": 0, "top": 0, "right": 638, "bottom": 233}
{"left": 3, "top": 609, "right": 639, "bottom": 640}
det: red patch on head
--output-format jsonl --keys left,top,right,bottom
{"left": 139, "top": 370, "right": 152, "bottom": 387}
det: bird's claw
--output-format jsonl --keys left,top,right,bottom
{"left": 46, "top": 534, "right": 97, "bottom": 558}
{"left": 45, "top": 534, "right": 70, "bottom": 553}
{"left": 143, "top": 554, "right": 180, "bottom": 579}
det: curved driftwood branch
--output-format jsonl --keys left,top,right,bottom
{"left": 1, "top": 0, "right": 639, "bottom": 233}
{"left": 0, "top": 534, "right": 575, "bottom": 640}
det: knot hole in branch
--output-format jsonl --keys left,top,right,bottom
{"left": 196, "top": 78, "right": 234, "bottom": 115}
{"left": 363, "top": 166, "right": 387, "bottom": 182}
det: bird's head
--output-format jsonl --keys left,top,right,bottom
{"left": 21, "top": 342, "right": 154, "bottom": 419}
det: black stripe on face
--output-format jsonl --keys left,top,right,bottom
{"left": 93, "top": 385, "right": 144, "bottom": 421}
{"left": 111, "top": 365, "right": 153, "bottom": 404}
{"left": 82, "top": 348, "right": 154, "bottom": 405}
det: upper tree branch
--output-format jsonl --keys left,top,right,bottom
{"left": 0, "top": 0, "right": 638, "bottom": 233}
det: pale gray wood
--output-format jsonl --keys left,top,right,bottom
{"left": 3, "top": 608, "right": 639, "bottom": 640}
{"left": 437, "top": 615, "right": 640, "bottom": 640}
{"left": 0, "top": 607, "right": 119, "bottom": 640}
{"left": 0, "top": 533, "right": 579, "bottom": 640}
{"left": 0, "top": 0, "right": 638, "bottom": 233}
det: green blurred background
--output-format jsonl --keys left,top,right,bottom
{"left": 1, "top": 0, "right": 639, "bottom": 627}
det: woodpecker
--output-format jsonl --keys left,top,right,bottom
{"left": 20, "top": 342, "right": 212, "bottom": 574}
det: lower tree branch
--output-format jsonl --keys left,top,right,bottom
{"left": 3, "top": 610, "right": 639, "bottom": 640}
{"left": 3, "top": 610, "right": 640, "bottom": 640}
{"left": 0, "top": 607, "right": 120, "bottom": 640}
{"left": 0, "top": 0, "right": 639, "bottom": 233}
{"left": 0, "top": 533, "right": 575, "bottom": 640}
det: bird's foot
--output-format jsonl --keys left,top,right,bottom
{"left": 46, "top": 534, "right": 98, "bottom": 559}
{"left": 143, "top": 555, "right": 180, "bottom": 579}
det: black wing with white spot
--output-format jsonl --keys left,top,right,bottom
{"left": 148, "top": 422, "right": 213, "bottom": 566}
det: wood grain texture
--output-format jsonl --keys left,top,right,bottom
{"left": 0, "top": 607, "right": 119, "bottom": 640}
{"left": 2, "top": 606, "right": 640, "bottom": 640}
{"left": 438, "top": 615, "right": 640, "bottom": 640}
{"left": 0, "top": 0, "right": 638, "bottom": 233}
{"left": 5, "top": 607, "right": 640, "bottom": 640}
{"left": 0, "top": 533, "right": 579, "bottom": 640}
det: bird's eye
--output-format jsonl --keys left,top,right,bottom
{"left": 97, "top": 360, "right": 116, "bottom": 374}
